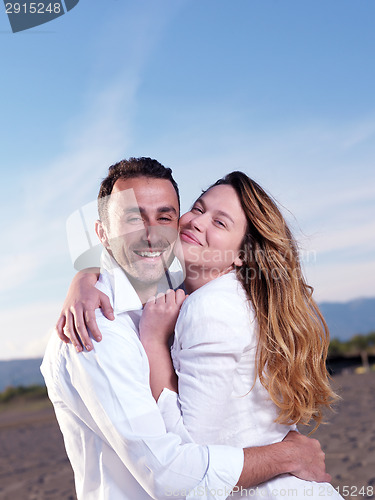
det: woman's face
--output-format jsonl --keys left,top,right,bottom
{"left": 178, "top": 184, "right": 248, "bottom": 280}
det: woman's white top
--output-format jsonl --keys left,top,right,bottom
{"left": 168, "top": 271, "right": 342, "bottom": 499}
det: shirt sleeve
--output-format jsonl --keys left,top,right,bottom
{"left": 55, "top": 311, "right": 243, "bottom": 500}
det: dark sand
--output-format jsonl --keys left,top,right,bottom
{"left": 300, "top": 371, "right": 375, "bottom": 500}
{"left": 0, "top": 399, "right": 75, "bottom": 499}
{"left": 0, "top": 371, "right": 374, "bottom": 499}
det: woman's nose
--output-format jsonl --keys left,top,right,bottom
{"left": 190, "top": 213, "right": 205, "bottom": 232}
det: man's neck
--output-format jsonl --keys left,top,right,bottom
{"left": 126, "top": 277, "right": 158, "bottom": 306}
{"left": 125, "top": 271, "right": 174, "bottom": 305}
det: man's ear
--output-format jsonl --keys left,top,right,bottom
{"left": 95, "top": 220, "right": 110, "bottom": 248}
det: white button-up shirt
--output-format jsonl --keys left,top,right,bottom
{"left": 160, "top": 272, "right": 342, "bottom": 500}
{"left": 41, "top": 250, "right": 243, "bottom": 500}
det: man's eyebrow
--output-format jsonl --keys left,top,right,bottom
{"left": 196, "top": 198, "right": 234, "bottom": 224}
{"left": 124, "top": 206, "right": 178, "bottom": 216}
{"left": 123, "top": 206, "right": 141, "bottom": 214}
{"left": 156, "top": 206, "right": 178, "bottom": 216}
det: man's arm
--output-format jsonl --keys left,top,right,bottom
{"left": 49, "top": 311, "right": 243, "bottom": 500}
{"left": 238, "top": 431, "right": 330, "bottom": 488}
{"left": 156, "top": 388, "right": 330, "bottom": 491}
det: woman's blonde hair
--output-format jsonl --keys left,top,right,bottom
{"left": 208, "top": 171, "right": 337, "bottom": 429}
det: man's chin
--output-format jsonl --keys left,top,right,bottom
{"left": 127, "top": 263, "right": 169, "bottom": 285}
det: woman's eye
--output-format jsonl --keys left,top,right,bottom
{"left": 214, "top": 220, "right": 226, "bottom": 228}
{"left": 192, "top": 206, "right": 203, "bottom": 214}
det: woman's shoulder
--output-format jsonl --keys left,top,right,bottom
{"left": 180, "top": 272, "right": 254, "bottom": 321}
{"left": 176, "top": 272, "right": 257, "bottom": 348}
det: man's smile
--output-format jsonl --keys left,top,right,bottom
{"left": 133, "top": 249, "right": 166, "bottom": 259}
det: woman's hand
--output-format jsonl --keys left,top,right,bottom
{"left": 139, "top": 289, "right": 187, "bottom": 400}
{"left": 55, "top": 268, "right": 114, "bottom": 352}
{"left": 139, "top": 289, "right": 187, "bottom": 346}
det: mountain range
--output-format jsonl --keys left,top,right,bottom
{"left": 319, "top": 297, "right": 375, "bottom": 341}
{"left": 0, "top": 297, "right": 374, "bottom": 392}
{"left": 0, "top": 358, "right": 44, "bottom": 393}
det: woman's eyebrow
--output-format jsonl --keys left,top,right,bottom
{"left": 197, "top": 198, "right": 234, "bottom": 224}
{"left": 215, "top": 210, "right": 234, "bottom": 224}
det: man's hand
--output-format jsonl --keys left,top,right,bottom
{"left": 55, "top": 269, "right": 114, "bottom": 352}
{"left": 238, "top": 430, "right": 330, "bottom": 489}
{"left": 282, "top": 430, "right": 331, "bottom": 483}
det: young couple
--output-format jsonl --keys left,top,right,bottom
{"left": 42, "top": 157, "right": 343, "bottom": 499}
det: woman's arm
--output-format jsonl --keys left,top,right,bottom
{"left": 139, "top": 289, "right": 186, "bottom": 400}
{"left": 55, "top": 268, "right": 114, "bottom": 352}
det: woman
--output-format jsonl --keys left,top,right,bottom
{"left": 138, "top": 172, "right": 341, "bottom": 499}
{"left": 61, "top": 172, "right": 342, "bottom": 498}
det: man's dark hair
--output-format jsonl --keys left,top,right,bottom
{"left": 98, "top": 157, "right": 180, "bottom": 225}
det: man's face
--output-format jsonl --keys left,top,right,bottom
{"left": 97, "top": 177, "right": 179, "bottom": 289}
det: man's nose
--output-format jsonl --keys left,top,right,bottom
{"left": 144, "top": 224, "right": 165, "bottom": 245}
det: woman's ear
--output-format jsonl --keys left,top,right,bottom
{"left": 95, "top": 220, "right": 110, "bottom": 248}
{"left": 233, "top": 254, "right": 244, "bottom": 267}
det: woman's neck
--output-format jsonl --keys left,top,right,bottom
{"left": 184, "top": 265, "right": 234, "bottom": 294}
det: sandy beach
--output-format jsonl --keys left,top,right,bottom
{"left": 0, "top": 371, "right": 374, "bottom": 500}
{"left": 301, "top": 371, "right": 375, "bottom": 500}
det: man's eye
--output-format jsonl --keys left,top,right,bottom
{"left": 158, "top": 217, "right": 172, "bottom": 222}
{"left": 127, "top": 217, "right": 143, "bottom": 223}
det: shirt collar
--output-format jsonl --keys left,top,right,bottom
{"left": 99, "top": 249, "right": 185, "bottom": 314}
{"left": 100, "top": 249, "right": 143, "bottom": 314}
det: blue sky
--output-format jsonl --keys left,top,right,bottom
{"left": 1, "top": 0, "right": 374, "bottom": 360}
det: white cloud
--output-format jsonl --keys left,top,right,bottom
{"left": 300, "top": 220, "right": 375, "bottom": 256}
{"left": 0, "top": 2, "right": 186, "bottom": 361}
{"left": 2, "top": 3, "right": 375, "bottom": 359}
{"left": 162, "top": 114, "right": 375, "bottom": 305}
{"left": 0, "top": 301, "right": 62, "bottom": 361}
{"left": 0, "top": 253, "right": 40, "bottom": 294}
{"left": 305, "top": 259, "right": 375, "bottom": 303}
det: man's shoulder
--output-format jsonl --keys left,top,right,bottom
{"left": 40, "top": 331, "right": 63, "bottom": 380}
{"left": 41, "top": 313, "right": 146, "bottom": 391}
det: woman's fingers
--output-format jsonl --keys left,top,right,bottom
{"left": 99, "top": 292, "right": 115, "bottom": 321}
{"left": 55, "top": 314, "right": 70, "bottom": 343}
{"left": 153, "top": 289, "right": 186, "bottom": 307}
{"left": 84, "top": 308, "right": 102, "bottom": 343}
{"left": 175, "top": 288, "right": 187, "bottom": 306}
{"left": 165, "top": 289, "right": 176, "bottom": 305}
{"left": 72, "top": 306, "right": 93, "bottom": 351}
{"left": 63, "top": 311, "right": 83, "bottom": 352}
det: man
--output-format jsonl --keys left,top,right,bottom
{"left": 44, "top": 157, "right": 330, "bottom": 499}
